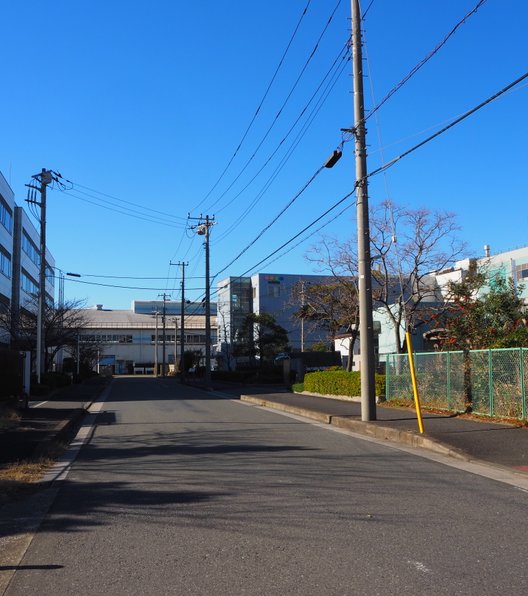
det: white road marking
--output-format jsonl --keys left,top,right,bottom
{"left": 30, "top": 400, "right": 48, "bottom": 408}
{"left": 408, "top": 560, "right": 432, "bottom": 574}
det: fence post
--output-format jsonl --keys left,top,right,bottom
{"left": 520, "top": 347, "right": 526, "bottom": 420}
{"left": 488, "top": 349, "right": 494, "bottom": 417}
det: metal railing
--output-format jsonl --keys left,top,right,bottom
{"left": 386, "top": 347, "right": 528, "bottom": 420}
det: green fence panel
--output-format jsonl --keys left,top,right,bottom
{"left": 385, "top": 347, "right": 527, "bottom": 420}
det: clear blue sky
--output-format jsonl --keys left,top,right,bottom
{"left": 1, "top": 1, "right": 526, "bottom": 309}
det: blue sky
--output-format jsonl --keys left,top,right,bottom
{"left": 1, "top": 1, "right": 527, "bottom": 309}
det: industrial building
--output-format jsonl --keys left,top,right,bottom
{"left": 73, "top": 300, "right": 217, "bottom": 375}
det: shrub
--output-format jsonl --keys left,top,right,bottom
{"left": 304, "top": 370, "right": 385, "bottom": 397}
{"left": 291, "top": 382, "right": 304, "bottom": 393}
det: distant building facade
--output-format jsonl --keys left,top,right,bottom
{"left": 216, "top": 273, "right": 340, "bottom": 368}
{"left": 73, "top": 300, "right": 217, "bottom": 375}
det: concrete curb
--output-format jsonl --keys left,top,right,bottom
{"left": 240, "top": 394, "right": 470, "bottom": 462}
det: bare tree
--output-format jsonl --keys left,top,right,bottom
{"left": 0, "top": 296, "right": 92, "bottom": 372}
{"left": 299, "top": 238, "right": 360, "bottom": 370}
{"left": 369, "top": 201, "right": 466, "bottom": 352}
{"left": 305, "top": 201, "right": 466, "bottom": 355}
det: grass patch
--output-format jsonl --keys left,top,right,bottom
{"left": 0, "top": 441, "right": 67, "bottom": 505}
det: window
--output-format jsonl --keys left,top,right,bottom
{"left": 0, "top": 196, "right": 12, "bottom": 233}
{"left": 0, "top": 245, "right": 11, "bottom": 278}
{"left": 515, "top": 263, "right": 528, "bottom": 281}
{"left": 21, "top": 269, "right": 39, "bottom": 295}
{"left": 267, "top": 281, "right": 280, "bottom": 297}
{"left": 46, "top": 263, "right": 55, "bottom": 287}
{"left": 22, "top": 231, "right": 40, "bottom": 266}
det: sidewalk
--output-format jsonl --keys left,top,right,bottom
{"left": 237, "top": 390, "right": 528, "bottom": 474}
{"left": 0, "top": 376, "right": 110, "bottom": 466}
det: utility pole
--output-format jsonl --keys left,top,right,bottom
{"left": 352, "top": 0, "right": 376, "bottom": 420}
{"left": 170, "top": 260, "right": 188, "bottom": 382}
{"left": 26, "top": 168, "right": 52, "bottom": 384}
{"left": 158, "top": 293, "right": 170, "bottom": 376}
{"left": 153, "top": 311, "right": 159, "bottom": 376}
{"left": 189, "top": 215, "right": 216, "bottom": 387}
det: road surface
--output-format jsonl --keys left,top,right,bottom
{"left": 2, "top": 377, "right": 527, "bottom": 595}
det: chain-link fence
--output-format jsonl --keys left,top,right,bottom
{"left": 386, "top": 347, "right": 528, "bottom": 419}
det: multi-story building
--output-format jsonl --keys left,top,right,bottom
{"left": 0, "top": 171, "right": 55, "bottom": 347}
{"left": 75, "top": 300, "right": 217, "bottom": 374}
{"left": 375, "top": 245, "right": 528, "bottom": 360}
{"left": 216, "top": 273, "right": 339, "bottom": 368}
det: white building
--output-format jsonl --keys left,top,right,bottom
{"left": 0, "top": 171, "right": 55, "bottom": 347}
{"left": 375, "top": 245, "right": 528, "bottom": 361}
{"left": 75, "top": 301, "right": 217, "bottom": 375}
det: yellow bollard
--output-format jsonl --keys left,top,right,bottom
{"left": 406, "top": 330, "right": 425, "bottom": 434}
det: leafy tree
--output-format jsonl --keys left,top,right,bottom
{"left": 442, "top": 271, "right": 527, "bottom": 350}
{"left": 233, "top": 313, "right": 289, "bottom": 365}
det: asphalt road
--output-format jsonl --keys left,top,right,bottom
{"left": 3, "top": 377, "right": 528, "bottom": 595}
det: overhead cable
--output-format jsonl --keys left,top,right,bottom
{"left": 367, "top": 70, "right": 528, "bottom": 179}
{"left": 193, "top": 0, "right": 314, "bottom": 211}
{"left": 204, "top": 0, "right": 344, "bottom": 213}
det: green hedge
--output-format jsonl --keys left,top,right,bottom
{"left": 304, "top": 370, "right": 385, "bottom": 397}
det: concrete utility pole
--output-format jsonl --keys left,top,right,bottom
{"left": 26, "top": 168, "right": 52, "bottom": 384}
{"left": 189, "top": 215, "right": 216, "bottom": 387}
{"left": 172, "top": 261, "right": 188, "bottom": 382}
{"left": 352, "top": 0, "right": 376, "bottom": 420}
{"left": 158, "top": 293, "right": 170, "bottom": 376}
{"left": 153, "top": 311, "right": 159, "bottom": 376}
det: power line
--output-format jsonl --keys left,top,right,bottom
{"left": 342, "top": 0, "right": 489, "bottom": 141}
{"left": 367, "top": 70, "right": 528, "bottom": 179}
{"left": 64, "top": 277, "right": 207, "bottom": 291}
{"left": 63, "top": 273, "right": 204, "bottom": 280}
{"left": 59, "top": 189, "right": 186, "bottom": 229}
{"left": 53, "top": 175, "right": 187, "bottom": 222}
{"left": 213, "top": 41, "right": 351, "bottom": 244}
{"left": 213, "top": 164, "right": 326, "bottom": 280}
{"left": 203, "top": 0, "right": 344, "bottom": 214}
{"left": 214, "top": 40, "right": 350, "bottom": 219}
{"left": 193, "top": 0, "right": 314, "bottom": 211}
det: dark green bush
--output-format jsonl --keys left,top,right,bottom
{"left": 291, "top": 382, "right": 304, "bottom": 393}
{"left": 304, "top": 370, "right": 385, "bottom": 397}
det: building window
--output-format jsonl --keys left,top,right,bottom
{"left": 0, "top": 245, "right": 11, "bottom": 279}
{"left": 46, "top": 263, "right": 55, "bottom": 287}
{"left": 515, "top": 263, "right": 528, "bottom": 281}
{"left": 0, "top": 196, "right": 13, "bottom": 234}
{"left": 267, "top": 281, "right": 280, "bottom": 297}
{"left": 21, "top": 269, "right": 39, "bottom": 295}
{"left": 22, "top": 231, "right": 40, "bottom": 266}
